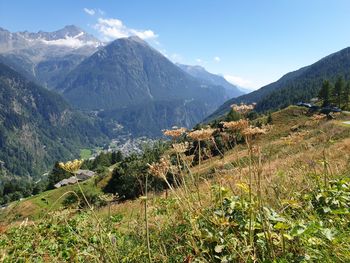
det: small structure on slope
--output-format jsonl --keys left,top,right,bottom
{"left": 54, "top": 169, "right": 95, "bottom": 188}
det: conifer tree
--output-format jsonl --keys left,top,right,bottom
{"left": 319, "top": 80, "right": 331, "bottom": 106}
{"left": 343, "top": 82, "right": 350, "bottom": 109}
{"left": 333, "top": 76, "right": 344, "bottom": 107}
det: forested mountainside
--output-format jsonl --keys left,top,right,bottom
{"left": 99, "top": 99, "right": 209, "bottom": 137}
{"left": 206, "top": 46, "right": 350, "bottom": 121}
{"left": 0, "top": 62, "right": 107, "bottom": 179}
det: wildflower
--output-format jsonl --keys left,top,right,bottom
{"left": 231, "top": 103, "right": 255, "bottom": 114}
{"left": 163, "top": 127, "right": 187, "bottom": 138}
{"left": 242, "top": 126, "right": 267, "bottom": 136}
{"left": 59, "top": 159, "right": 83, "bottom": 173}
{"left": 221, "top": 119, "right": 249, "bottom": 131}
{"left": 187, "top": 128, "right": 215, "bottom": 141}
{"left": 148, "top": 158, "right": 170, "bottom": 179}
{"left": 172, "top": 142, "right": 189, "bottom": 153}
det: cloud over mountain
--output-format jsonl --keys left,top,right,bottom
{"left": 94, "top": 18, "right": 158, "bottom": 41}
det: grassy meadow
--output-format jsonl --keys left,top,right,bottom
{"left": 1, "top": 106, "right": 350, "bottom": 262}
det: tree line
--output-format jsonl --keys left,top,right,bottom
{"left": 318, "top": 76, "right": 350, "bottom": 109}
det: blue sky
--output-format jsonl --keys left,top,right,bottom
{"left": 1, "top": 0, "right": 350, "bottom": 89}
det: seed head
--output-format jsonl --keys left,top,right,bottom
{"left": 59, "top": 159, "right": 83, "bottom": 173}
{"left": 242, "top": 126, "right": 267, "bottom": 136}
{"left": 148, "top": 158, "right": 170, "bottom": 179}
{"left": 231, "top": 103, "right": 255, "bottom": 114}
{"left": 163, "top": 127, "right": 187, "bottom": 138}
{"left": 222, "top": 119, "right": 249, "bottom": 131}
{"left": 187, "top": 128, "right": 215, "bottom": 141}
{"left": 172, "top": 142, "right": 189, "bottom": 153}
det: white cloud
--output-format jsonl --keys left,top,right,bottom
{"left": 84, "top": 8, "right": 95, "bottom": 16}
{"left": 94, "top": 18, "right": 158, "bottom": 41}
{"left": 224, "top": 75, "right": 253, "bottom": 88}
{"left": 40, "top": 37, "right": 100, "bottom": 48}
{"left": 214, "top": 56, "right": 221, "bottom": 62}
{"left": 196, "top": 58, "right": 203, "bottom": 64}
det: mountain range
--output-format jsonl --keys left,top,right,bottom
{"left": 0, "top": 25, "right": 102, "bottom": 89}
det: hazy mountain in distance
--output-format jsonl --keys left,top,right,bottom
{"left": 177, "top": 63, "right": 245, "bottom": 99}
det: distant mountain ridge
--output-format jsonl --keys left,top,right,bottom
{"left": 0, "top": 25, "right": 102, "bottom": 89}
{"left": 206, "top": 46, "right": 350, "bottom": 121}
{"left": 0, "top": 25, "right": 102, "bottom": 51}
{"left": 177, "top": 63, "right": 245, "bottom": 99}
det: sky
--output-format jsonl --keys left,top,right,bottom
{"left": 1, "top": 0, "right": 350, "bottom": 90}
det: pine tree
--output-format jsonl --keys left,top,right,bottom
{"left": 343, "top": 82, "right": 350, "bottom": 110}
{"left": 333, "top": 76, "right": 344, "bottom": 107}
{"left": 319, "top": 80, "right": 331, "bottom": 106}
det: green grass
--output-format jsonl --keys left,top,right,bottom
{"left": 80, "top": 148, "right": 92, "bottom": 159}
{"left": 0, "top": 178, "right": 103, "bottom": 222}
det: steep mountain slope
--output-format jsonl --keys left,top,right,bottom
{"left": 206, "top": 47, "right": 350, "bottom": 121}
{"left": 99, "top": 99, "right": 209, "bottom": 137}
{"left": 0, "top": 26, "right": 102, "bottom": 89}
{"left": 59, "top": 36, "right": 228, "bottom": 135}
{"left": 0, "top": 62, "right": 107, "bottom": 179}
{"left": 177, "top": 63, "right": 245, "bottom": 98}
